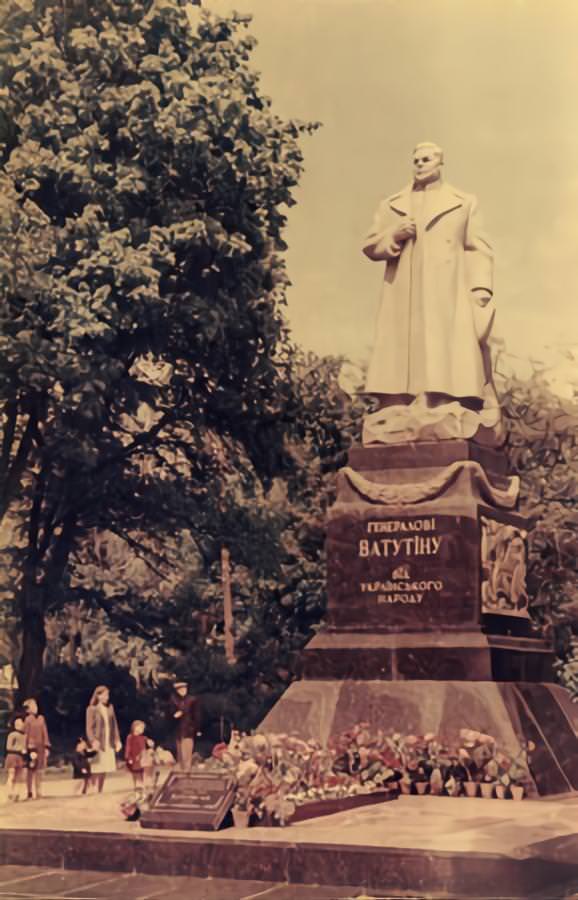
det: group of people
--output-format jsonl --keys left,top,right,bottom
{"left": 4, "top": 679, "right": 202, "bottom": 802}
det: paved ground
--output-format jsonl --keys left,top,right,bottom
{"left": 2, "top": 772, "right": 578, "bottom": 898}
{"left": 2, "top": 769, "right": 578, "bottom": 857}
{"left": 0, "top": 866, "right": 394, "bottom": 900}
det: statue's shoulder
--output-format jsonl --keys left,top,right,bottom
{"left": 444, "top": 183, "right": 477, "bottom": 205}
{"left": 384, "top": 184, "right": 411, "bottom": 205}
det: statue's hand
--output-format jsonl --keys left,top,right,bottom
{"left": 393, "top": 218, "right": 416, "bottom": 243}
{"left": 471, "top": 288, "right": 492, "bottom": 306}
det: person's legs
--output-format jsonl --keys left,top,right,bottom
{"left": 95, "top": 773, "right": 106, "bottom": 793}
{"left": 180, "top": 737, "right": 194, "bottom": 772}
{"left": 35, "top": 769, "right": 43, "bottom": 798}
{"left": 26, "top": 767, "right": 35, "bottom": 799}
{"left": 13, "top": 769, "right": 24, "bottom": 801}
{"left": 6, "top": 768, "right": 15, "bottom": 800}
{"left": 177, "top": 737, "right": 194, "bottom": 772}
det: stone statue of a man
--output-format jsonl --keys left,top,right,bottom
{"left": 362, "top": 143, "right": 500, "bottom": 444}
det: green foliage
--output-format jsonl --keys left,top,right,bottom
{"left": 41, "top": 660, "right": 154, "bottom": 744}
{"left": 500, "top": 362, "right": 578, "bottom": 691}
{"left": 97, "top": 350, "right": 363, "bottom": 736}
{"left": 0, "top": 0, "right": 319, "bottom": 694}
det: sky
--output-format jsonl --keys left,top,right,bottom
{"left": 207, "top": 0, "right": 578, "bottom": 392}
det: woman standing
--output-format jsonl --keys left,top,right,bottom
{"left": 85, "top": 686, "right": 121, "bottom": 793}
{"left": 23, "top": 698, "right": 51, "bottom": 800}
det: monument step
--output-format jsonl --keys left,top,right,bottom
{"left": 260, "top": 680, "right": 578, "bottom": 798}
{"left": 2, "top": 795, "right": 578, "bottom": 899}
{"left": 301, "top": 630, "right": 554, "bottom": 682}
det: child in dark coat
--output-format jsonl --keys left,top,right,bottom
{"left": 71, "top": 737, "right": 97, "bottom": 795}
{"left": 4, "top": 716, "right": 26, "bottom": 801}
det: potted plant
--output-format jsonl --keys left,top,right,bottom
{"left": 412, "top": 759, "right": 430, "bottom": 795}
{"left": 444, "top": 754, "right": 467, "bottom": 797}
{"left": 457, "top": 729, "right": 496, "bottom": 797}
{"left": 231, "top": 800, "right": 251, "bottom": 828}
{"left": 503, "top": 741, "right": 535, "bottom": 800}
{"left": 480, "top": 759, "right": 498, "bottom": 799}
{"left": 455, "top": 747, "right": 478, "bottom": 797}
{"left": 399, "top": 772, "right": 413, "bottom": 795}
{"left": 420, "top": 733, "right": 446, "bottom": 795}
{"left": 444, "top": 773, "right": 461, "bottom": 797}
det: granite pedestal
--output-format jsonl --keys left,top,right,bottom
{"left": 261, "top": 440, "right": 578, "bottom": 798}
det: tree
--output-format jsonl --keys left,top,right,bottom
{"left": 0, "top": 0, "right": 318, "bottom": 696}
{"left": 498, "top": 357, "right": 578, "bottom": 689}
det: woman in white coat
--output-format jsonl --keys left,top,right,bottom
{"left": 85, "top": 685, "right": 122, "bottom": 793}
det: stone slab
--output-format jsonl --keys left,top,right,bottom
{"left": 157, "top": 876, "right": 281, "bottom": 900}
{"left": 70, "top": 872, "right": 188, "bottom": 899}
{"left": 0, "top": 868, "right": 126, "bottom": 895}
{"left": 0, "top": 864, "right": 52, "bottom": 884}
{"left": 0, "top": 868, "right": 282, "bottom": 900}
{"left": 140, "top": 771, "right": 235, "bottom": 831}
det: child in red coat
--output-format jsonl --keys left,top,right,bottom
{"left": 124, "top": 720, "right": 154, "bottom": 791}
{"left": 23, "top": 698, "right": 50, "bottom": 800}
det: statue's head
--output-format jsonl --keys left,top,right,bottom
{"left": 412, "top": 142, "right": 443, "bottom": 184}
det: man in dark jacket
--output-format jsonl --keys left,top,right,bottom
{"left": 169, "top": 681, "right": 201, "bottom": 772}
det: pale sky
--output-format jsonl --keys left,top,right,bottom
{"left": 208, "top": 0, "right": 578, "bottom": 390}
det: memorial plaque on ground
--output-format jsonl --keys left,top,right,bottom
{"left": 140, "top": 770, "right": 235, "bottom": 830}
{"left": 326, "top": 512, "right": 479, "bottom": 630}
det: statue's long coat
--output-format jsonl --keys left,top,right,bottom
{"left": 363, "top": 182, "right": 494, "bottom": 399}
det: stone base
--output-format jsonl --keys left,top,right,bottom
{"left": 300, "top": 629, "right": 554, "bottom": 682}
{"left": 259, "top": 680, "right": 578, "bottom": 797}
{"left": 3, "top": 802, "right": 578, "bottom": 899}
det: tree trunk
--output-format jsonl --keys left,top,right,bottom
{"left": 17, "top": 572, "right": 46, "bottom": 701}
{"left": 221, "top": 546, "right": 236, "bottom": 664}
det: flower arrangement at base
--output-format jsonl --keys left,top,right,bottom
{"left": 211, "top": 725, "right": 401, "bottom": 827}
{"left": 210, "top": 725, "right": 535, "bottom": 824}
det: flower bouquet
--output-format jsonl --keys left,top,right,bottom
{"left": 120, "top": 790, "right": 144, "bottom": 821}
{"left": 213, "top": 726, "right": 400, "bottom": 827}
{"left": 456, "top": 729, "right": 496, "bottom": 797}
{"left": 495, "top": 741, "right": 535, "bottom": 800}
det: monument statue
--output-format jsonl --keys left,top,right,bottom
{"left": 362, "top": 142, "right": 502, "bottom": 445}
{"left": 259, "top": 143, "right": 577, "bottom": 818}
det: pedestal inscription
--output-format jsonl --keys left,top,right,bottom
{"left": 327, "top": 512, "right": 479, "bottom": 631}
